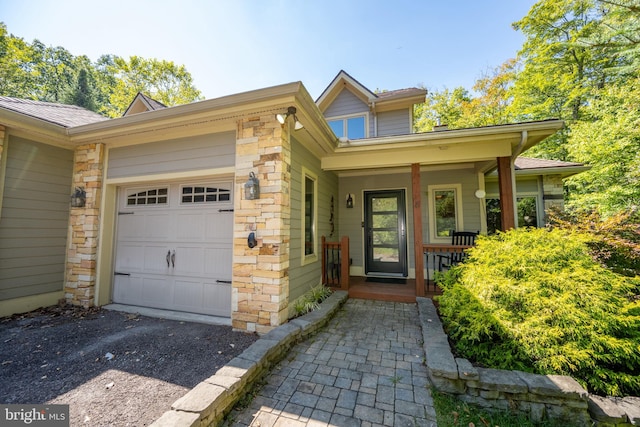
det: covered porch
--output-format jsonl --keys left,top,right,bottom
{"left": 320, "top": 121, "right": 564, "bottom": 301}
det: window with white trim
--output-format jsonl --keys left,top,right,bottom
{"left": 127, "top": 187, "right": 168, "bottom": 206}
{"left": 180, "top": 185, "right": 231, "bottom": 204}
{"left": 327, "top": 115, "right": 367, "bottom": 139}
{"left": 486, "top": 196, "right": 539, "bottom": 234}
{"left": 428, "top": 184, "right": 464, "bottom": 241}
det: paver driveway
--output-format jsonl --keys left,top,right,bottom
{"left": 225, "top": 299, "right": 437, "bottom": 426}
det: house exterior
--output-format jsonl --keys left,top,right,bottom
{"left": 0, "top": 71, "right": 585, "bottom": 332}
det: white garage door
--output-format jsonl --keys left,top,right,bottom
{"left": 113, "top": 181, "right": 233, "bottom": 317}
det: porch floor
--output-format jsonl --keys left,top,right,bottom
{"left": 331, "top": 276, "right": 442, "bottom": 303}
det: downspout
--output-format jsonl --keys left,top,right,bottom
{"left": 510, "top": 130, "right": 528, "bottom": 228}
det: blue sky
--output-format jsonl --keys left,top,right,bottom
{"left": 0, "top": 0, "right": 535, "bottom": 100}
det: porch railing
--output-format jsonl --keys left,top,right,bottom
{"left": 321, "top": 236, "right": 349, "bottom": 290}
{"left": 422, "top": 244, "right": 473, "bottom": 291}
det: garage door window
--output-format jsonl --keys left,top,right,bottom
{"left": 127, "top": 188, "right": 168, "bottom": 206}
{"left": 181, "top": 185, "right": 231, "bottom": 204}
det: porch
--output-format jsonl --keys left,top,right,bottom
{"left": 322, "top": 236, "right": 463, "bottom": 303}
{"left": 333, "top": 276, "right": 442, "bottom": 303}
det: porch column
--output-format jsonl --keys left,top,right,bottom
{"left": 411, "top": 163, "right": 425, "bottom": 297}
{"left": 497, "top": 156, "right": 516, "bottom": 231}
{"left": 232, "top": 114, "right": 291, "bottom": 334}
{"left": 65, "top": 143, "right": 105, "bottom": 307}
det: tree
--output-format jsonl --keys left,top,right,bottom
{"left": 0, "top": 23, "right": 37, "bottom": 99}
{"left": 565, "top": 79, "right": 640, "bottom": 215}
{"left": 65, "top": 68, "right": 97, "bottom": 111}
{"left": 414, "top": 86, "right": 472, "bottom": 132}
{"left": 0, "top": 23, "right": 203, "bottom": 117}
{"left": 101, "top": 55, "right": 203, "bottom": 117}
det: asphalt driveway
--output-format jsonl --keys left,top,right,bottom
{"left": 0, "top": 304, "right": 258, "bottom": 426}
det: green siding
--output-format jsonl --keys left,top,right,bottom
{"left": 289, "top": 137, "right": 339, "bottom": 303}
{"left": 0, "top": 136, "right": 73, "bottom": 301}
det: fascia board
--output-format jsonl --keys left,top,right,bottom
{"left": 322, "top": 139, "right": 512, "bottom": 171}
{"left": 68, "top": 82, "right": 304, "bottom": 141}
{"left": 0, "top": 109, "right": 71, "bottom": 147}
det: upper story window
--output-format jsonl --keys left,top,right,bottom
{"left": 328, "top": 115, "right": 367, "bottom": 139}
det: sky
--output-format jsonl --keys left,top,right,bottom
{"left": 0, "top": 0, "right": 536, "bottom": 101}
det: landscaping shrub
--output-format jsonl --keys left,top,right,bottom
{"left": 436, "top": 228, "right": 640, "bottom": 396}
{"left": 549, "top": 208, "right": 640, "bottom": 277}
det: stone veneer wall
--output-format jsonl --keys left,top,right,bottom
{"left": 232, "top": 115, "right": 291, "bottom": 333}
{"left": 64, "top": 143, "right": 105, "bottom": 307}
{"left": 417, "top": 298, "right": 640, "bottom": 426}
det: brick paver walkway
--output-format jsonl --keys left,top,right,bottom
{"left": 227, "top": 299, "right": 437, "bottom": 426}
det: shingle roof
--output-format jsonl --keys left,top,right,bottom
{"left": 515, "top": 157, "right": 584, "bottom": 170}
{"left": 375, "top": 87, "right": 426, "bottom": 100}
{"left": 0, "top": 96, "right": 108, "bottom": 128}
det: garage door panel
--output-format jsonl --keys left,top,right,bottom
{"left": 205, "top": 247, "right": 232, "bottom": 277}
{"left": 142, "top": 277, "right": 172, "bottom": 306}
{"left": 144, "top": 213, "right": 171, "bottom": 239}
{"left": 114, "top": 181, "right": 233, "bottom": 317}
{"left": 171, "top": 246, "right": 205, "bottom": 275}
{"left": 203, "top": 281, "right": 231, "bottom": 317}
{"left": 144, "top": 246, "right": 173, "bottom": 273}
{"left": 176, "top": 213, "right": 204, "bottom": 241}
{"left": 115, "top": 244, "right": 147, "bottom": 272}
{"left": 117, "top": 215, "right": 147, "bottom": 240}
{"left": 173, "top": 279, "right": 203, "bottom": 311}
{"left": 205, "top": 212, "right": 233, "bottom": 241}
{"left": 114, "top": 275, "right": 144, "bottom": 305}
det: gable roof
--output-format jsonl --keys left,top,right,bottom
{"left": 513, "top": 156, "right": 590, "bottom": 178}
{"left": 123, "top": 92, "right": 167, "bottom": 116}
{"left": 316, "top": 70, "right": 426, "bottom": 112}
{"left": 0, "top": 96, "right": 107, "bottom": 128}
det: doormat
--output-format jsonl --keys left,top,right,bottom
{"left": 366, "top": 277, "right": 407, "bottom": 285}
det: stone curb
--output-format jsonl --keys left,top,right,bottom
{"left": 150, "top": 290, "right": 349, "bottom": 427}
{"left": 417, "top": 297, "right": 640, "bottom": 427}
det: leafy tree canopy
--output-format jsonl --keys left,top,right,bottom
{"left": 0, "top": 22, "right": 203, "bottom": 117}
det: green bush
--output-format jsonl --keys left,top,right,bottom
{"left": 290, "top": 284, "right": 332, "bottom": 318}
{"left": 549, "top": 209, "right": 640, "bottom": 277}
{"left": 436, "top": 228, "right": 640, "bottom": 396}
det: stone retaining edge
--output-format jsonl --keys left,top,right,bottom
{"left": 416, "top": 297, "right": 640, "bottom": 427}
{"left": 150, "top": 290, "right": 349, "bottom": 427}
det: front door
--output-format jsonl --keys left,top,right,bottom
{"left": 364, "top": 189, "right": 408, "bottom": 276}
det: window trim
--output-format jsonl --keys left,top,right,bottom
{"left": 326, "top": 112, "right": 369, "bottom": 139}
{"left": 301, "top": 167, "right": 318, "bottom": 265}
{"left": 485, "top": 191, "right": 542, "bottom": 232}
{"left": 427, "top": 184, "right": 464, "bottom": 243}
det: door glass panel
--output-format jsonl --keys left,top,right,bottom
{"left": 371, "top": 196, "right": 399, "bottom": 263}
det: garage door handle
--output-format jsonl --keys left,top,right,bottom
{"left": 114, "top": 272, "right": 130, "bottom": 276}
{"left": 216, "top": 280, "right": 232, "bottom": 284}
{"left": 166, "top": 250, "right": 171, "bottom": 267}
{"left": 171, "top": 250, "right": 176, "bottom": 268}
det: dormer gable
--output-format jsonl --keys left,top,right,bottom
{"left": 317, "top": 70, "right": 427, "bottom": 139}
{"left": 122, "top": 92, "right": 167, "bottom": 117}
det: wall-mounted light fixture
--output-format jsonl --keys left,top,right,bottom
{"left": 276, "top": 106, "right": 304, "bottom": 130}
{"left": 244, "top": 171, "right": 260, "bottom": 200}
{"left": 346, "top": 193, "right": 354, "bottom": 209}
{"left": 474, "top": 189, "right": 486, "bottom": 199}
{"left": 70, "top": 187, "right": 86, "bottom": 207}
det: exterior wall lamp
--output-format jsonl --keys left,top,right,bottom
{"left": 276, "top": 106, "right": 304, "bottom": 130}
{"left": 70, "top": 187, "right": 86, "bottom": 207}
{"left": 244, "top": 171, "right": 260, "bottom": 200}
